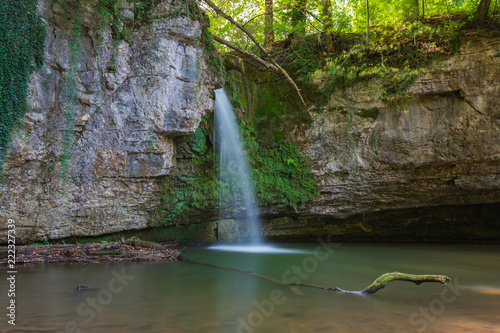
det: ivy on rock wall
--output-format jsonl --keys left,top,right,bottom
{"left": 0, "top": 0, "right": 46, "bottom": 168}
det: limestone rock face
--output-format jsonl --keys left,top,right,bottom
{"left": 223, "top": 37, "right": 500, "bottom": 241}
{"left": 304, "top": 38, "right": 499, "bottom": 219}
{"left": 0, "top": 0, "right": 220, "bottom": 243}
{"left": 1, "top": 0, "right": 498, "bottom": 244}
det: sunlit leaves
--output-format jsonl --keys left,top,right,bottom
{"left": 205, "top": 0, "right": 484, "bottom": 51}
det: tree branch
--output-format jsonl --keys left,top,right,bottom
{"left": 181, "top": 255, "right": 451, "bottom": 297}
{"left": 212, "top": 35, "right": 278, "bottom": 71}
{"left": 181, "top": 257, "right": 303, "bottom": 296}
{"left": 360, "top": 272, "right": 451, "bottom": 295}
{"left": 201, "top": 0, "right": 307, "bottom": 107}
{"left": 292, "top": 271, "right": 451, "bottom": 295}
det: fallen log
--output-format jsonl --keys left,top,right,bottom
{"left": 2, "top": 242, "right": 180, "bottom": 264}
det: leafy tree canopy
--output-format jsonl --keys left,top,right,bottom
{"left": 202, "top": 0, "right": 494, "bottom": 51}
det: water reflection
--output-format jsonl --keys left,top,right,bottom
{"left": 4, "top": 243, "right": 500, "bottom": 332}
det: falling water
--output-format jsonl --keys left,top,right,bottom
{"left": 214, "top": 88, "right": 261, "bottom": 244}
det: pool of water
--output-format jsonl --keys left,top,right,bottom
{"left": 3, "top": 242, "right": 500, "bottom": 332}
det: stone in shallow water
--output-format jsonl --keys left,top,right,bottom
{"left": 75, "top": 284, "right": 90, "bottom": 292}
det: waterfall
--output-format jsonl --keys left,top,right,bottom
{"left": 214, "top": 88, "right": 261, "bottom": 244}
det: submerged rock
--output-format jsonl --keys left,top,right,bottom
{"left": 75, "top": 284, "right": 90, "bottom": 292}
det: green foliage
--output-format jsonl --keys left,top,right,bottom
{"left": 241, "top": 122, "right": 318, "bottom": 210}
{"left": 160, "top": 122, "right": 217, "bottom": 225}
{"left": 0, "top": 0, "right": 46, "bottom": 168}
{"left": 206, "top": 0, "right": 488, "bottom": 50}
{"left": 347, "top": 0, "right": 482, "bottom": 34}
{"left": 279, "top": 36, "right": 325, "bottom": 82}
{"left": 57, "top": 0, "right": 84, "bottom": 179}
{"left": 317, "top": 18, "right": 466, "bottom": 100}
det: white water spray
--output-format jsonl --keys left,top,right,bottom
{"left": 214, "top": 89, "right": 261, "bottom": 244}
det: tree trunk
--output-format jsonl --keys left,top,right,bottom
{"left": 404, "top": 0, "right": 420, "bottom": 21}
{"left": 181, "top": 256, "right": 452, "bottom": 297}
{"left": 264, "top": 0, "right": 274, "bottom": 50}
{"left": 366, "top": 0, "right": 370, "bottom": 43}
{"left": 474, "top": 0, "right": 492, "bottom": 25}
{"left": 322, "top": 0, "right": 334, "bottom": 52}
{"left": 291, "top": 0, "right": 307, "bottom": 37}
{"left": 358, "top": 272, "right": 451, "bottom": 295}
{"left": 422, "top": 0, "right": 425, "bottom": 19}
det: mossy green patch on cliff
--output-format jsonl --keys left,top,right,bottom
{"left": 224, "top": 70, "right": 314, "bottom": 142}
{"left": 160, "top": 117, "right": 217, "bottom": 225}
{"left": 241, "top": 122, "right": 318, "bottom": 210}
{"left": 0, "top": 0, "right": 46, "bottom": 170}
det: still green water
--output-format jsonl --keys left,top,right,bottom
{"left": 4, "top": 243, "right": 500, "bottom": 332}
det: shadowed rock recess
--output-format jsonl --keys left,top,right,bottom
{"left": 1, "top": 1, "right": 499, "bottom": 244}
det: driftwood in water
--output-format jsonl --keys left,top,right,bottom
{"left": 292, "top": 271, "right": 451, "bottom": 295}
{"left": 121, "top": 236, "right": 164, "bottom": 249}
{"left": 181, "top": 256, "right": 450, "bottom": 296}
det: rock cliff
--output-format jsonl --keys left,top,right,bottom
{"left": 303, "top": 38, "right": 499, "bottom": 218}
{"left": 0, "top": 0, "right": 219, "bottom": 243}
{"left": 226, "top": 37, "right": 500, "bottom": 242}
{"left": 1, "top": 1, "right": 498, "bottom": 244}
